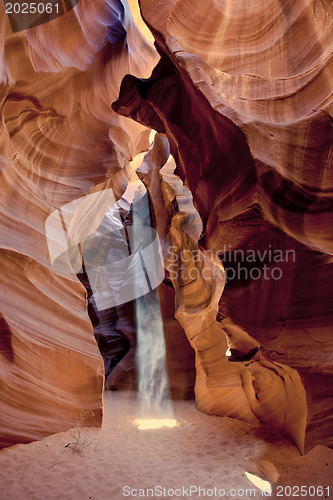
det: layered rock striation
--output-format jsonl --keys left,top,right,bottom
{"left": 0, "top": 0, "right": 157, "bottom": 447}
{"left": 113, "top": 0, "right": 333, "bottom": 450}
{"left": 0, "top": 0, "right": 332, "bottom": 451}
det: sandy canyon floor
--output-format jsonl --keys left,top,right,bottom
{"left": 0, "top": 392, "right": 332, "bottom": 500}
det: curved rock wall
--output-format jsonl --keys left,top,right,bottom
{"left": 119, "top": 0, "right": 333, "bottom": 253}
{"left": 138, "top": 134, "right": 308, "bottom": 453}
{"left": 0, "top": 0, "right": 157, "bottom": 447}
{"left": 113, "top": 0, "right": 333, "bottom": 450}
{"left": 0, "top": 0, "right": 332, "bottom": 450}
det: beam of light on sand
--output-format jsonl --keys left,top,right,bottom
{"left": 244, "top": 472, "right": 272, "bottom": 494}
{"left": 132, "top": 178, "right": 175, "bottom": 422}
{"left": 134, "top": 418, "right": 178, "bottom": 430}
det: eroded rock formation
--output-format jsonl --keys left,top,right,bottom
{"left": 113, "top": 0, "right": 333, "bottom": 451}
{"left": 137, "top": 134, "right": 307, "bottom": 453}
{"left": 0, "top": 0, "right": 332, "bottom": 451}
{"left": 0, "top": 0, "right": 157, "bottom": 447}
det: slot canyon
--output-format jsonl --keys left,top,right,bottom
{"left": 0, "top": 0, "right": 332, "bottom": 498}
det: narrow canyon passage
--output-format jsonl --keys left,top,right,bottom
{"left": 0, "top": 0, "right": 332, "bottom": 498}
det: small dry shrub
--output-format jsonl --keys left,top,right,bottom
{"left": 65, "top": 410, "right": 95, "bottom": 456}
